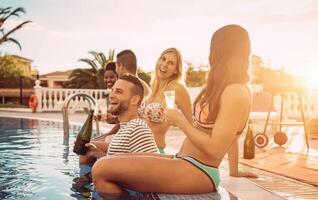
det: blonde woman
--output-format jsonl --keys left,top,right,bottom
{"left": 139, "top": 48, "right": 192, "bottom": 154}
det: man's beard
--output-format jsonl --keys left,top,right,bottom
{"left": 109, "top": 100, "right": 129, "bottom": 116}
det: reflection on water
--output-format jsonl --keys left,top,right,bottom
{"left": 0, "top": 117, "right": 83, "bottom": 200}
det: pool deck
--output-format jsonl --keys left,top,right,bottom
{"left": 1, "top": 110, "right": 317, "bottom": 200}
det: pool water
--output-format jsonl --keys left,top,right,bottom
{"left": 0, "top": 117, "right": 239, "bottom": 200}
{"left": 0, "top": 117, "right": 90, "bottom": 200}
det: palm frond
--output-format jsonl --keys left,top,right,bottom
{"left": 6, "top": 37, "right": 21, "bottom": 50}
{"left": 0, "top": 7, "right": 12, "bottom": 17}
{"left": 3, "top": 7, "right": 26, "bottom": 21}
{"left": 99, "top": 52, "right": 107, "bottom": 67}
{"left": 0, "top": 20, "right": 32, "bottom": 44}
{"left": 108, "top": 49, "right": 115, "bottom": 61}
{"left": 88, "top": 51, "right": 105, "bottom": 66}
{"left": 78, "top": 58, "right": 99, "bottom": 72}
{"left": 69, "top": 68, "right": 94, "bottom": 79}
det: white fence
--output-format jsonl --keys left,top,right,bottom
{"left": 34, "top": 81, "right": 109, "bottom": 112}
{"left": 33, "top": 83, "right": 318, "bottom": 119}
{"left": 273, "top": 92, "right": 318, "bottom": 119}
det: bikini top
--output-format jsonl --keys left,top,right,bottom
{"left": 138, "top": 101, "right": 166, "bottom": 123}
{"left": 193, "top": 102, "right": 214, "bottom": 130}
{"left": 193, "top": 85, "right": 250, "bottom": 135}
{"left": 193, "top": 102, "right": 247, "bottom": 135}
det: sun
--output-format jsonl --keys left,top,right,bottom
{"left": 305, "top": 72, "right": 318, "bottom": 90}
{"left": 293, "top": 66, "right": 318, "bottom": 91}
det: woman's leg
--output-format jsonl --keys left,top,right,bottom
{"left": 92, "top": 154, "right": 215, "bottom": 195}
{"left": 115, "top": 152, "right": 173, "bottom": 158}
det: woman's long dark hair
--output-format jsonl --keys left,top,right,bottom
{"left": 194, "top": 24, "right": 251, "bottom": 122}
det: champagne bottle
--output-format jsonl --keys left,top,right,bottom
{"left": 73, "top": 109, "right": 94, "bottom": 155}
{"left": 243, "top": 119, "right": 255, "bottom": 159}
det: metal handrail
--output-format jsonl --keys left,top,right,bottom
{"left": 62, "top": 93, "right": 100, "bottom": 145}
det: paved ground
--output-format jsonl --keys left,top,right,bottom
{"left": 1, "top": 110, "right": 318, "bottom": 199}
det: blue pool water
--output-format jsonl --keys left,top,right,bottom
{"left": 0, "top": 116, "right": 239, "bottom": 200}
{"left": 0, "top": 117, "right": 89, "bottom": 200}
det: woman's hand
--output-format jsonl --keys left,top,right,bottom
{"left": 230, "top": 170, "right": 258, "bottom": 178}
{"left": 165, "top": 108, "right": 187, "bottom": 127}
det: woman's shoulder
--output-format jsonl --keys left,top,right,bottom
{"left": 222, "top": 84, "right": 250, "bottom": 101}
{"left": 224, "top": 83, "right": 249, "bottom": 93}
{"left": 171, "top": 83, "right": 188, "bottom": 93}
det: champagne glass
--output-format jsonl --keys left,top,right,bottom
{"left": 164, "top": 90, "right": 175, "bottom": 109}
{"left": 101, "top": 107, "right": 107, "bottom": 122}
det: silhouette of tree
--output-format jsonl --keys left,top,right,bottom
{"left": 137, "top": 68, "right": 151, "bottom": 86}
{"left": 0, "top": 7, "right": 32, "bottom": 50}
{"left": 185, "top": 61, "right": 207, "bottom": 87}
{"left": 0, "top": 55, "right": 33, "bottom": 88}
{"left": 74, "top": 49, "right": 115, "bottom": 88}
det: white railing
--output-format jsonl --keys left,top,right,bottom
{"left": 33, "top": 82, "right": 318, "bottom": 118}
{"left": 34, "top": 81, "right": 109, "bottom": 112}
{"left": 274, "top": 91, "right": 318, "bottom": 119}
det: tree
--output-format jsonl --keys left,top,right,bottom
{"left": 0, "top": 7, "right": 32, "bottom": 50}
{"left": 250, "top": 54, "right": 298, "bottom": 93}
{"left": 73, "top": 49, "right": 115, "bottom": 89}
{"left": 63, "top": 68, "right": 98, "bottom": 89}
{"left": 137, "top": 68, "right": 151, "bottom": 86}
{"left": 0, "top": 55, "right": 33, "bottom": 88}
{"left": 185, "top": 61, "right": 207, "bottom": 87}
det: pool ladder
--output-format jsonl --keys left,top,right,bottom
{"left": 62, "top": 93, "right": 100, "bottom": 145}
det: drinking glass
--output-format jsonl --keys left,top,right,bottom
{"left": 164, "top": 90, "right": 175, "bottom": 109}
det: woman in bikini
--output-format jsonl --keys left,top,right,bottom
{"left": 92, "top": 24, "right": 257, "bottom": 199}
{"left": 139, "top": 48, "right": 192, "bottom": 154}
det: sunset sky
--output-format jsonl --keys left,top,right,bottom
{"left": 1, "top": 0, "right": 318, "bottom": 78}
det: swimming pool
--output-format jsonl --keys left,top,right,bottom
{"left": 0, "top": 117, "right": 89, "bottom": 200}
{"left": 0, "top": 116, "right": 239, "bottom": 200}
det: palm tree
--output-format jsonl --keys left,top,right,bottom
{"left": 64, "top": 49, "right": 115, "bottom": 89}
{"left": 0, "top": 7, "right": 32, "bottom": 50}
{"left": 63, "top": 68, "right": 98, "bottom": 89}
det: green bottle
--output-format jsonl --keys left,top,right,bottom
{"left": 243, "top": 119, "right": 255, "bottom": 159}
{"left": 73, "top": 109, "right": 94, "bottom": 155}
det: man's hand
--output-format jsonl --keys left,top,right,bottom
{"left": 85, "top": 143, "right": 106, "bottom": 159}
{"left": 104, "top": 113, "right": 118, "bottom": 124}
{"left": 104, "top": 135, "right": 113, "bottom": 144}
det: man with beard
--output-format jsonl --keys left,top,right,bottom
{"left": 73, "top": 74, "right": 158, "bottom": 188}
{"left": 104, "top": 74, "right": 158, "bottom": 155}
{"left": 78, "top": 50, "right": 152, "bottom": 168}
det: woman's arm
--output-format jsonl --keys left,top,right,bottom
{"left": 175, "top": 83, "right": 193, "bottom": 123}
{"left": 166, "top": 84, "right": 250, "bottom": 159}
{"left": 227, "top": 140, "right": 258, "bottom": 178}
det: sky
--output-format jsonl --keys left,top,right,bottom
{"left": 1, "top": 0, "right": 318, "bottom": 78}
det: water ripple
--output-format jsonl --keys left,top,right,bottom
{"left": 0, "top": 117, "right": 83, "bottom": 200}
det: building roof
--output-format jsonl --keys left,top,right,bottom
{"left": 40, "top": 70, "right": 73, "bottom": 78}
{"left": 9, "top": 54, "right": 33, "bottom": 62}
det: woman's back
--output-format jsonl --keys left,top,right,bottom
{"left": 178, "top": 84, "right": 250, "bottom": 166}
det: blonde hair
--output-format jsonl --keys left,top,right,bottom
{"left": 148, "top": 48, "right": 183, "bottom": 104}
{"left": 195, "top": 24, "right": 251, "bottom": 121}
